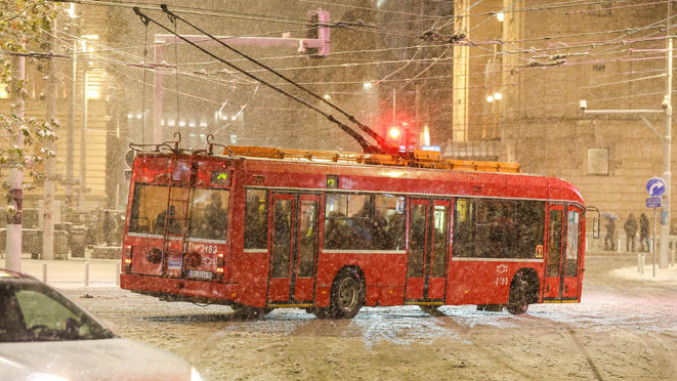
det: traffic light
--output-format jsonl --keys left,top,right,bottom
{"left": 305, "top": 9, "right": 330, "bottom": 57}
{"left": 387, "top": 125, "right": 402, "bottom": 141}
{"left": 385, "top": 124, "right": 410, "bottom": 152}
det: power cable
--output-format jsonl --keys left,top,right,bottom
{"left": 160, "top": 4, "right": 393, "bottom": 153}
{"left": 132, "top": 6, "right": 380, "bottom": 154}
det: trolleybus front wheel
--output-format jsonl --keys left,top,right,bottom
{"left": 312, "top": 307, "right": 332, "bottom": 319}
{"left": 329, "top": 267, "right": 365, "bottom": 319}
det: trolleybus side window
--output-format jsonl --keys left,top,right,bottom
{"left": 565, "top": 210, "right": 580, "bottom": 277}
{"left": 453, "top": 198, "right": 476, "bottom": 257}
{"left": 298, "top": 200, "right": 318, "bottom": 277}
{"left": 454, "top": 198, "right": 545, "bottom": 259}
{"left": 432, "top": 205, "right": 449, "bottom": 277}
{"left": 324, "top": 193, "right": 405, "bottom": 250}
{"left": 476, "top": 200, "right": 514, "bottom": 258}
{"left": 408, "top": 204, "right": 426, "bottom": 277}
{"left": 244, "top": 190, "right": 268, "bottom": 249}
{"left": 374, "top": 194, "right": 406, "bottom": 250}
{"left": 324, "top": 194, "right": 369, "bottom": 250}
{"left": 128, "top": 184, "right": 169, "bottom": 235}
{"left": 272, "top": 199, "right": 293, "bottom": 278}
{"left": 188, "top": 189, "right": 230, "bottom": 242}
{"left": 515, "top": 201, "right": 546, "bottom": 258}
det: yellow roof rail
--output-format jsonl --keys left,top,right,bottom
{"left": 224, "top": 146, "right": 520, "bottom": 174}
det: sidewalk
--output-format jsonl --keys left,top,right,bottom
{"left": 3, "top": 253, "right": 120, "bottom": 289}
{"left": 5, "top": 250, "right": 675, "bottom": 289}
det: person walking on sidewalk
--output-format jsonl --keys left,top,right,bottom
{"left": 640, "top": 213, "right": 650, "bottom": 252}
{"left": 604, "top": 216, "right": 616, "bottom": 251}
{"left": 624, "top": 213, "right": 638, "bottom": 252}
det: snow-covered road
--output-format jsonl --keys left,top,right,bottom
{"left": 36, "top": 254, "right": 676, "bottom": 381}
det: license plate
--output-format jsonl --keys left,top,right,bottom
{"left": 188, "top": 270, "right": 213, "bottom": 280}
{"left": 167, "top": 259, "right": 182, "bottom": 270}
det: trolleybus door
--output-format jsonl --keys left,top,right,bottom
{"left": 405, "top": 198, "right": 450, "bottom": 303}
{"left": 544, "top": 204, "right": 582, "bottom": 301}
{"left": 267, "top": 193, "right": 320, "bottom": 305}
{"left": 544, "top": 205, "right": 565, "bottom": 300}
{"left": 561, "top": 206, "right": 583, "bottom": 300}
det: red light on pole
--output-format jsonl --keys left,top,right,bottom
{"left": 388, "top": 126, "right": 401, "bottom": 140}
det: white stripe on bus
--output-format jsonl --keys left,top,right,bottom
{"left": 321, "top": 250, "right": 407, "bottom": 255}
{"left": 451, "top": 257, "right": 544, "bottom": 263}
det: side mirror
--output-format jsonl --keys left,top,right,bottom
{"left": 587, "top": 207, "right": 601, "bottom": 239}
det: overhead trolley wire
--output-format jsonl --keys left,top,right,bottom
{"left": 160, "top": 4, "right": 394, "bottom": 154}
{"left": 131, "top": 6, "right": 382, "bottom": 154}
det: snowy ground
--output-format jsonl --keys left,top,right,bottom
{"left": 7, "top": 253, "right": 677, "bottom": 381}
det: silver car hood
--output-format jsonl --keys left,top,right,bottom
{"left": 0, "top": 338, "right": 192, "bottom": 381}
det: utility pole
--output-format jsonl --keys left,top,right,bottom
{"left": 43, "top": 19, "right": 58, "bottom": 260}
{"left": 5, "top": 45, "right": 25, "bottom": 271}
{"left": 66, "top": 16, "right": 78, "bottom": 208}
{"left": 79, "top": 47, "right": 87, "bottom": 209}
{"left": 660, "top": 37, "right": 672, "bottom": 269}
{"left": 580, "top": 36, "right": 673, "bottom": 269}
{"left": 660, "top": 2, "right": 673, "bottom": 269}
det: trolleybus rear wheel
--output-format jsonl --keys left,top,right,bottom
{"left": 419, "top": 305, "right": 444, "bottom": 316}
{"left": 507, "top": 272, "right": 530, "bottom": 315}
{"left": 232, "top": 305, "right": 271, "bottom": 320}
{"left": 330, "top": 268, "right": 365, "bottom": 319}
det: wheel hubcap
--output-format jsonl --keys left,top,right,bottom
{"left": 338, "top": 277, "right": 358, "bottom": 310}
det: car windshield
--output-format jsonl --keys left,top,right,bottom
{"left": 0, "top": 280, "right": 116, "bottom": 343}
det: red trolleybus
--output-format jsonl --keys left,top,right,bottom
{"left": 121, "top": 142, "right": 596, "bottom": 319}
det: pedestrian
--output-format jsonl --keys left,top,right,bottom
{"left": 624, "top": 213, "right": 638, "bottom": 252}
{"left": 640, "top": 213, "right": 650, "bottom": 252}
{"left": 604, "top": 216, "right": 616, "bottom": 251}
{"left": 103, "top": 210, "right": 116, "bottom": 246}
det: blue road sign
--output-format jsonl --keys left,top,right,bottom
{"left": 646, "top": 196, "right": 662, "bottom": 208}
{"left": 646, "top": 177, "right": 666, "bottom": 197}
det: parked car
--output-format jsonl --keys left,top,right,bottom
{"left": 0, "top": 268, "right": 202, "bottom": 381}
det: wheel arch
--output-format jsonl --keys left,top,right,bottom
{"left": 333, "top": 265, "right": 367, "bottom": 288}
